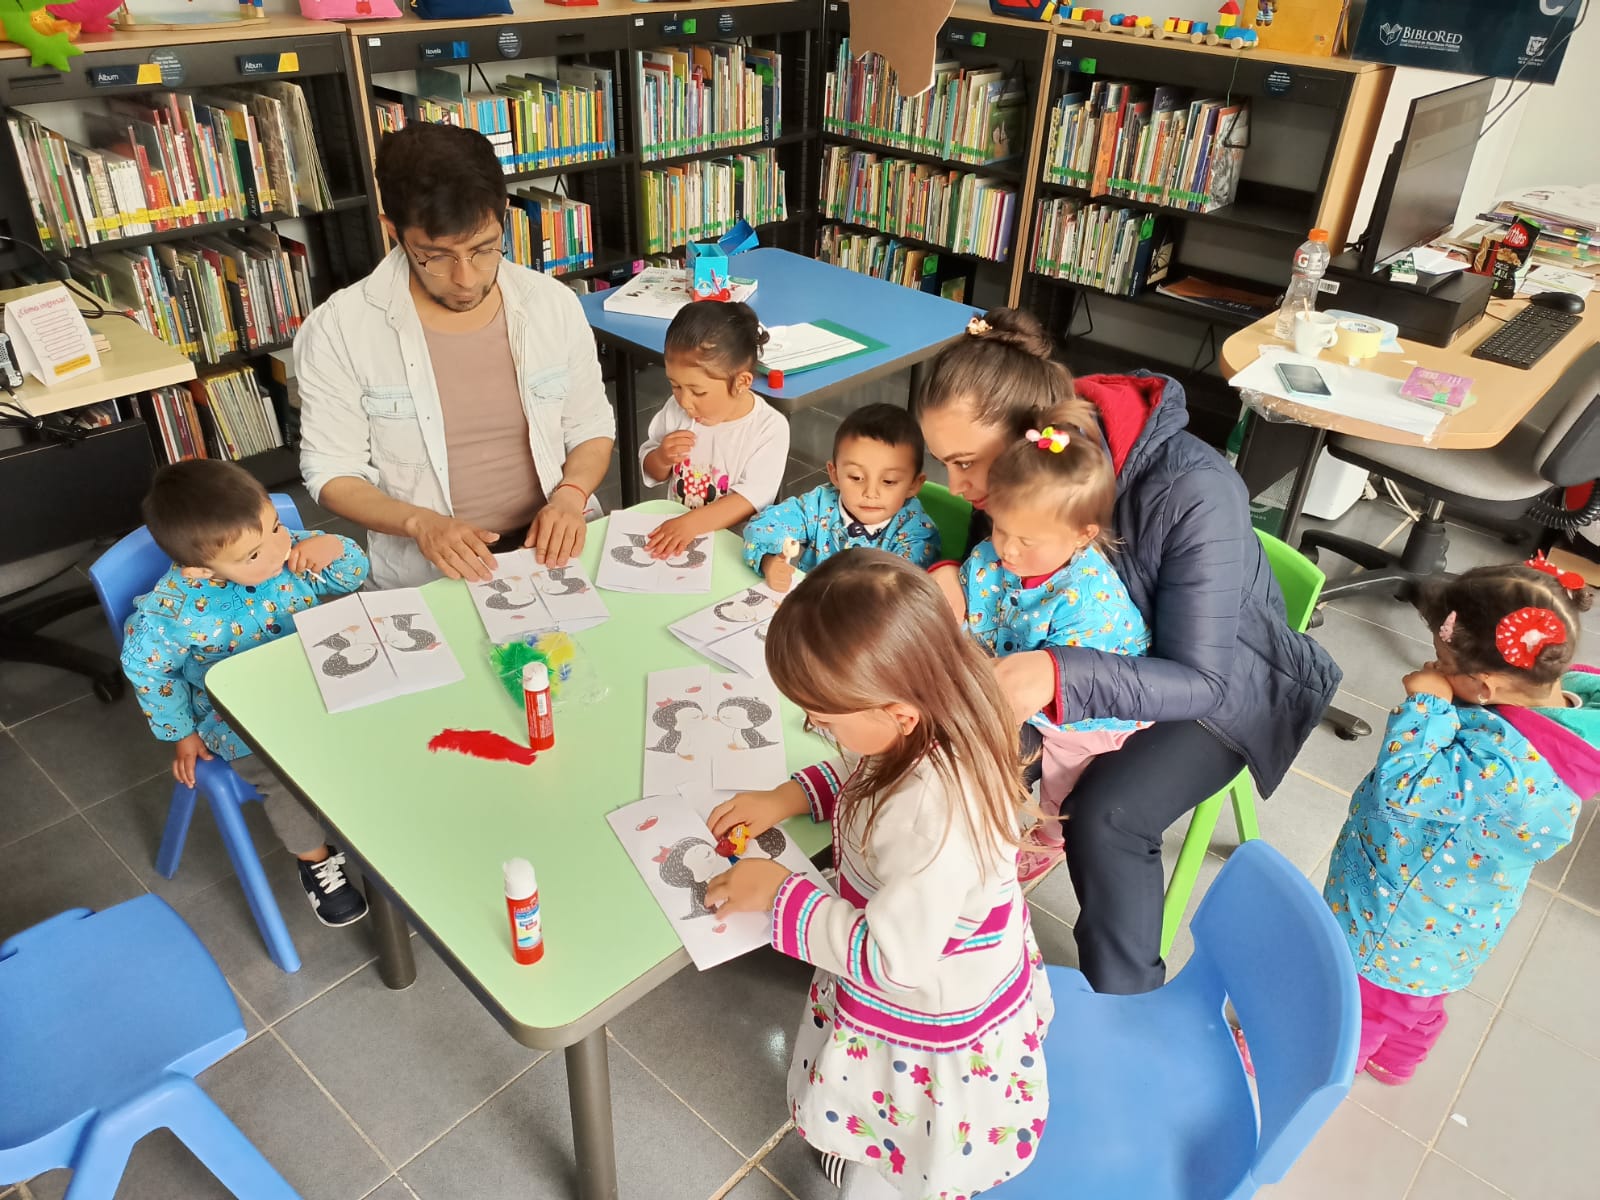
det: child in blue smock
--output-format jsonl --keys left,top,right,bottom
{"left": 123, "top": 460, "right": 372, "bottom": 928}
{"left": 946, "top": 402, "right": 1150, "bottom": 883}
{"left": 1324, "top": 560, "right": 1600, "bottom": 1084}
{"left": 743, "top": 402, "right": 941, "bottom": 592}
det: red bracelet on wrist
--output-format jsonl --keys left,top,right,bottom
{"left": 553, "top": 483, "right": 587, "bottom": 504}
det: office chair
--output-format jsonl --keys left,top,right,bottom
{"left": 990, "top": 841, "right": 1360, "bottom": 1200}
{"left": 0, "top": 547, "right": 125, "bottom": 703}
{"left": 1300, "top": 344, "right": 1600, "bottom": 738}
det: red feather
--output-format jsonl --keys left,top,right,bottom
{"left": 426, "top": 729, "right": 538, "bottom": 765}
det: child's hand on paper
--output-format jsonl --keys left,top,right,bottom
{"left": 172, "top": 732, "right": 213, "bottom": 788}
{"left": 709, "top": 785, "right": 808, "bottom": 840}
{"left": 762, "top": 554, "right": 796, "bottom": 593}
{"left": 704, "top": 857, "right": 791, "bottom": 916}
{"left": 287, "top": 534, "right": 343, "bottom": 578}
{"left": 646, "top": 513, "right": 704, "bottom": 560}
{"left": 660, "top": 430, "right": 696, "bottom": 466}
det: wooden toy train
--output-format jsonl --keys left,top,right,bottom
{"left": 1058, "top": 2, "right": 1259, "bottom": 48}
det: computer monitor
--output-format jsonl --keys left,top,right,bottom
{"left": 1358, "top": 77, "right": 1496, "bottom": 276}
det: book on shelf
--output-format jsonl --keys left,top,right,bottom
{"left": 1152, "top": 275, "right": 1279, "bottom": 318}
{"left": 373, "top": 65, "right": 616, "bottom": 173}
{"left": 1042, "top": 81, "right": 1249, "bottom": 214}
{"left": 505, "top": 186, "right": 595, "bottom": 276}
{"left": 7, "top": 82, "right": 331, "bottom": 254}
{"left": 820, "top": 144, "right": 1018, "bottom": 264}
{"left": 641, "top": 149, "right": 788, "bottom": 255}
{"left": 635, "top": 42, "right": 781, "bottom": 163}
{"left": 1031, "top": 198, "right": 1174, "bottom": 297}
{"left": 140, "top": 366, "right": 285, "bottom": 465}
{"left": 822, "top": 40, "right": 1025, "bottom": 168}
{"left": 817, "top": 226, "right": 969, "bottom": 298}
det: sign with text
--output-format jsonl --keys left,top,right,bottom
{"left": 1352, "top": 0, "right": 1579, "bottom": 84}
{"left": 3, "top": 286, "right": 99, "bottom": 386}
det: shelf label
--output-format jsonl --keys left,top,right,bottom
{"left": 418, "top": 41, "right": 470, "bottom": 62}
{"left": 660, "top": 17, "right": 696, "bottom": 35}
{"left": 88, "top": 64, "right": 159, "bottom": 87}
{"left": 1264, "top": 68, "right": 1293, "bottom": 96}
{"left": 497, "top": 28, "right": 521, "bottom": 58}
{"left": 237, "top": 51, "right": 298, "bottom": 76}
{"left": 148, "top": 50, "right": 183, "bottom": 86}
{"left": 717, "top": 11, "right": 734, "bottom": 33}
{"left": 945, "top": 25, "right": 971, "bottom": 44}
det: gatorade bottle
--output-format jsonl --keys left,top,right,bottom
{"left": 1273, "top": 228, "right": 1331, "bottom": 340}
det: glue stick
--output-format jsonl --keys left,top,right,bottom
{"left": 522, "top": 661, "right": 555, "bottom": 752}
{"left": 504, "top": 858, "right": 544, "bottom": 965}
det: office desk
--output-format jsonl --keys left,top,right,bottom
{"left": 206, "top": 502, "right": 830, "bottom": 1200}
{"left": 1221, "top": 296, "right": 1600, "bottom": 542}
{"left": 582, "top": 248, "right": 979, "bottom": 505}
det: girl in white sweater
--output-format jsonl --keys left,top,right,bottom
{"left": 705, "top": 549, "right": 1054, "bottom": 1200}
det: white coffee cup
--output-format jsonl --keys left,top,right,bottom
{"left": 1292, "top": 310, "right": 1339, "bottom": 358}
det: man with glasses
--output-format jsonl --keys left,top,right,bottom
{"left": 295, "top": 124, "right": 615, "bottom": 588}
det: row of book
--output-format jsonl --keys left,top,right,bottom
{"left": 7, "top": 84, "right": 332, "bottom": 253}
{"left": 372, "top": 64, "right": 615, "bottom": 174}
{"left": 1031, "top": 198, "right": 1175, "bottom": 297}
{"left": 641, "top": 150, "right": 788, "bottom": 255}
{"left": 635, "top": 42, "right": 781, "bottom": 163}
{"left": 1043, "top": 82, "right": 1249, "bottom": 213}
{"left": 504, "top": 187, "right": 594, "bottom": 276}
{"left": 821, "top": 145, "right": 1019, "bottom": 263}
{"left": 816, "top": 226, "right": 969, "bottom": 303}
{"left": 822, "top": 40, "right": 1025, "bottom": 168}
{"left": 70, "top": 228, "right": 312, "bottom": 366}
{"left": 142, "top": 368, "right": 285, "bottom": 465}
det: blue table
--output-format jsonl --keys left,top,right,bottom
{"left": 581, "top": 247, "right": 979, "bottom": 504}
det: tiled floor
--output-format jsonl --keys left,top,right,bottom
{"left": 3, "top": 405, "right": 1597, "bottom": 1198}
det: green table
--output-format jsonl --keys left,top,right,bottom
{"left": 206, "top": 502, "right": 829, "bottom": 1200}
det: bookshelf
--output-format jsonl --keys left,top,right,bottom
{"left": 0, "top": 16, "right": 385, "bottom": 484}
{"left": 1021, "top": 20, "right": 1390, "bottom": 443}
{"left": 349, "top": 0, "right": 819, "bottom": 286}
{"left": 815, "top": 0, "right": 1056, "bottom": 310}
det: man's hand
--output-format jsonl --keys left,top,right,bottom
{"left": 1403, "top": 668, "right": 1457, "bottom": 703}
{"left": 286, "top": 533, "right": 343, "bottom": 578}
{"left": 404, "top": 510, "right": 499, "bottom": 582}
{"left": 762, "top": 554, "right": 796, "bottom": 593}
{"left": 993, "top": 650, "right": 1057, "bottom": 726}
{"left": 704, "top": 858, "right": 792, "bottom": 916}
{"left": 527, "top": 487, "right": 587, "bottom": 567}
{"left": 172, "top": 732, "right": 213, "bottom": 788}
{"left": 660, "top": 430, "right": 696, "bottom": 466}
{"left": 645, "top": 513, "right": 706, "bottom": 560}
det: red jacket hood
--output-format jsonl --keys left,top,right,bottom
{"left": 1073, "top": 373, "right": 1168, "bottom": 475}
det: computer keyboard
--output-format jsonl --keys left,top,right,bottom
{"left": 1470, "top": 305, "right": 1583, "bottom": 369}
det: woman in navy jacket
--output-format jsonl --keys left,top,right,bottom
{"left": 919, "top": 309, "right": 1342, "bottom": 994}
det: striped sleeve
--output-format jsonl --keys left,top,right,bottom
{"left": 791, "top": 760, "right": 846, "bottom": 823}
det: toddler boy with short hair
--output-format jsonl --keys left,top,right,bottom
{"left": 123, "top": 459, "right": 371, "bottom": 927}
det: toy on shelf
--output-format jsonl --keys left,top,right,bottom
{"left": 0, "top": 0, "right": 86, "bottom": 71}
{"left": 1206, "top": 0, "right": 1259, "bottom": 47}
{"left": 1060, "top": 6, "right": 1107, "bottom": 29}
{"left": 988, "top": 0, "right": 1057, "bottom": 18}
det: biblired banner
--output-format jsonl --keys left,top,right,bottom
{"left": 1351, "top": 0, "right": 1579, "bottom": 85}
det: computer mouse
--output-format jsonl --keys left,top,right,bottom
{"left": 1530, "top": 291, "right": 1586, "bottom": 315}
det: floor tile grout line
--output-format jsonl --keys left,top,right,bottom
{"left": 1425, "top": 1148, "right": 1517, "bottom": 1198}
{"left": 260, "top": 952, "right": 383, "bottom": 1030}
{"left": 1538, "top": 802, "right": 1595, "bottom": 894}
{"left": 758, "top": 1165, "right": 804, "bottom": 1200}
{"left": 1287, "top": 764, "right": 1356, "bottom": 800}
{"left": 1545, "top": 887, "right": 1600, "bottom": 920}
{"left": 267, "top": 1026, "right": 404, "bottom": 1176}
{"left": 604, "top": 1029, "right": 754, "bottom": 1162}
{"left": 389, "top": 1052, "right": 551, "bottom": 1174}
{"left": 1490, "top": 997, "right": 1600, "bottom": 1067}
{"left": 709, "top": 1121, "right": 795, "bottom": 1200}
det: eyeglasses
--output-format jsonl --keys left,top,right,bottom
{"left": 405, "top": 240, "right": 504, "bottom": 278}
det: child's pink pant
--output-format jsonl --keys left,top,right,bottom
{"left": 1357, "top": 976, "right": 1449, "bottom": 1079}
{"left": 1033, "top": 725, "right": 1138, "bottom": 847}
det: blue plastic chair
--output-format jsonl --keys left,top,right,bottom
{"left": 86, "top": 493, "right": 304, "bottom": 975}
{"left": 995, "top": 841, "right": 1360, "bottom": 1199}
{"left": 0, "top": 895, "right": 301, "bottom": 1198}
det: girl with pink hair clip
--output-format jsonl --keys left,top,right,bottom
{"left": 1321, "top": 558, "right": 1600, "bottom": 1085}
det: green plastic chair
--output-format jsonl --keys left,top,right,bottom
{"left": 1160, "top": 529, "right": 1325, "bottom": 957}
{"left": 917, "top": 481, "right": 973, "bottom": 560}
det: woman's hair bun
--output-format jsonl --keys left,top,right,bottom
{"left": 981, "top": 307, "right": 1054, "bottom": 361}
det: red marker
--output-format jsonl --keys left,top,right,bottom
{"left": 523, "top": 662, "right": 555, "bottom": 752}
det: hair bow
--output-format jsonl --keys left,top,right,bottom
{"left": 1523, "top": 550, "right": 1585, "bottom": 591}
{"left": 1026, "top": 426, "right": 1070, "bottom": 453}
{"left": 966, "top": 316, "right": 991, "bottom": 337}
{"left": 1437, "top": 611, "right": 1457, "bottom": 645}
{"left": 1495, "top": 607, "right": 1568, "bottom": 670}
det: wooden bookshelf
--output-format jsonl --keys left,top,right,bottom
{"left": 0, "top": 20, "right": 386, "bottom": 482}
